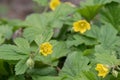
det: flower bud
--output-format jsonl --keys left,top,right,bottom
{"left": 112, "top": 70, "right": 118, "bottom": 78}
{"left": 26, "top": 57, "right": 34, "bottom": 69}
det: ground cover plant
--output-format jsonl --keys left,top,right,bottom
{"left": 0, "top": 0, "right": 120, "bottom": 80}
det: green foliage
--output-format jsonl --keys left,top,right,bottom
{"left": 29, "top": 67, "right": 57, "bottom": 76}
{"left": 8, "top": 75, "right": 25, "bottom": 80}
{"left": 32, "top": 76, "right": 62, "bottom": 80}
{"left": 59, "top": 52, "right": 91, "bottom": 79}
{"left": 78, "top": 0, "right": 120, "bottom": 21}
{"left": 95, "top": 53, "right": 120, "bottom": 66}
{"left": 80, "top": 0, "right": 120, "bottom": 6}
{"left": 0, "top": 45, "right": 27, "bottom": 60}
{"left": 24, "top": 14, "right": 48, "bottom": 28}
{"left": 34, "top": 28, "right": 53, "bottom": 46}
{"left": 66, "top": 34, "right": 98, "bottom": 47}
{"left": 85, "top": 24, "right": 119, "bottom": 49}
{"left": 0, "top": 0, "right": 120, "bottom": 80}
{"left": 0, "top": 25, "right": 13, "bottom": 39}
{"left": 100, "top": 2, "right": 120, "bottom": 31}
{"left": 14, "top": 38, "right": 31, "bottom": 54}
{"left": 33, "top": 0, "right": 49, "bottom": 6}
{"left": 0, "top": 33, "right": 5, "bottom": 44}
{"left": 53, "top": 3, "right": 75, "bottom": 18}
{"left": 15, "top": 58, "right": 28, "bottom": 75}
{"left": 23, "top": 26, "right": 53, "bottom": 45}
{"left": 77, "top": 5, "right": 102, "bottom": 21}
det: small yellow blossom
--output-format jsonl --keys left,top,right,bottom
{"left": 73, "top": 20, "right": 90, "bottom": 34}
{"left": 39, "top": 42, "right": 53, "bottom": 56}
{"left": 49, "top": 0, "right": 61, "bottom": 10}
{"left": 95, "top": 64, "right": 109, "bottom": 78}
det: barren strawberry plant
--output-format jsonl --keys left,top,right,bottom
{"left": 0, "top": 0, "right": 120, "bottom": 80}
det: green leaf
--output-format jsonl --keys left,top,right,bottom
{"left": 14, "top": 38, "right": 30, "bottom": 48}
{"left": 23, "top": 26, "right": 53, "bottom": 44}
{"left": 8, "top": 75, "right": 25, "bottom": 80}
{"left": 50, "top": 19, "right": 63, "bottom": 28}
{"left": 25, "top": 14, "right": 48, "bottom": 28}
{"left": 23, "top": 27, "right": 42, "bottom": 42}
{"left": 77, "top": 71, "right": 97, "bottom": 80}
{"left": 98, "top": 24, "right": 118, "bottom": 48}
{"left": 23, "top": 13, "right": 53, "bottom": 44}
{"left": 0, "top": 25, "right": 13, "bottom": 39}
{"left": 94, "top": 0, "right": 120, "bottom": 4}
{"left": 80, "top": 0, "right": 120, "bottom": 6}
{"left": 79, "top": 0, "right": 120, "bottom": 21}
{"left": 73, "top": 35, "right": 98, "bottom": 45}
{"left": 0, "top": 45, "right": 27, "bottom": 60}
{"left": 95, "top": 52, "right": 120, "bottom": 66}
{"left": 83, "top": 49, "right": 95, "bottom": 56}
{"left": 28, "top": 67, "right": 57, "bottom": 76}
{"left": 59, "top": 52, "right": 90, "bottom": 79}
{"left": 54, "top": 3, "right": 75, "bottom": 18}
{"left": 85, "top": 24, "right": 119, "bottom": 49}
{"left": 50, "top": 41, "right": 68, "bottom": 59}
{"left": 33, "top": 0, "right": 48, "bottom": 6}
{"left": 35, "top": 28, "right": 53, "bottom": 46}
{"left": 100, "top": 2, "right": 120, "bottom": 31}
{"left": 14, "top": 38, "right": 30, "bottom": 54}
{"left": 15, "top": 58, "right": 28, "bottom": 75}
{"left": 72, "top": 12, "right": 82, "bottom": 21}
{"left": 66, "top": 34, "right": 98, "bottom": 47}
{"left": 78, "top": 5, "right": 103, "bottom": 21}
{"left": 84, "top": 25, "right": 100, "bottom": 39}
{"left": 95, "top": 45, "right": 112, "bottom": 54}
{"left": 49, "top": 3, "right": 75, "bottom": 28}
{"left": 32, "top": 76, "right": 62, "bottom": 80}
{"left": 0, "top": 33, "right": 5, "bottom": 45}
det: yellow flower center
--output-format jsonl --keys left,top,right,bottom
{"left": 73, "top": 20, "right": 90, "bottom": 34}
{"left": 79, "top": 22, "right": 86, "bottom": 27}
{"left": 95, "top": 64, "right": 109, "bottom": 78}
{"left": 49, "top": 0, "right": 61, "bottom": 11}
{"left": 39, "top": 42, "right": 53, "bottom": 56}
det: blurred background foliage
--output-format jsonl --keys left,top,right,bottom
{"left": 0, "top": 0, "right": 80, "bottom": 20}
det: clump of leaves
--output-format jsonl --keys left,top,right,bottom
{"left": 0, "top": 0, "right": 120, "bottom": 80}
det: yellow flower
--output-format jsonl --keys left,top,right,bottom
{"left": 49, "top": 0, "right": 61, "bottom": 10}
{"left": 39, "top": 42, "right": 53, "bottom": 56}
{"left": 73, "top": 20, "right": 90, "bottom": 34}
{"left": 95, "top": 64, "right": 109, "bottom": 78}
